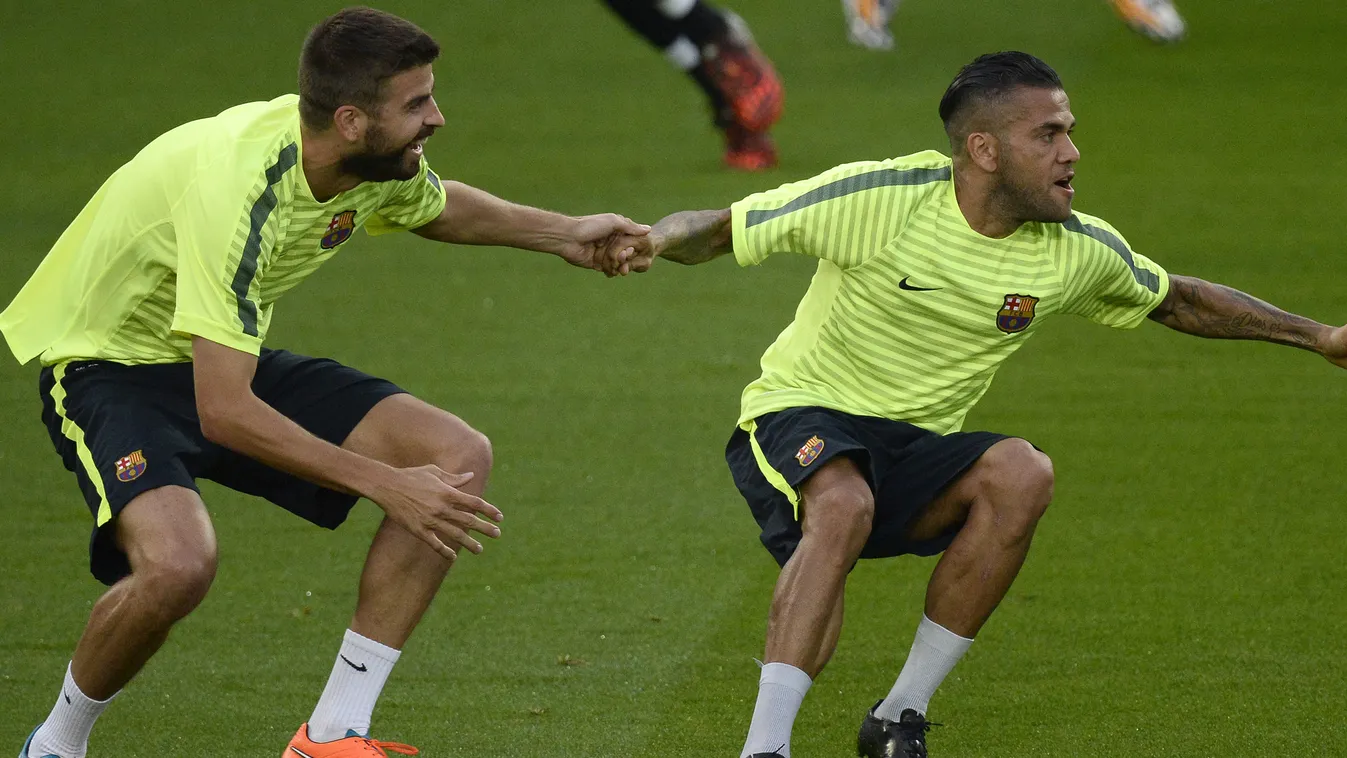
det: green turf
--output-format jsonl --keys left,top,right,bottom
{"left": 3, "top": 1, "right": 1347, "bottom": 755}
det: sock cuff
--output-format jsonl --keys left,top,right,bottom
{"left": 343, "top": 629, "right": 402, "bottom": 663}
{"left": 66, "top": 662, "right": 117, "bottom": 706}
{"left": 917, "top": 615, "right": 974, "bottom": 656}
{"left": 760, "top": 662, "right": 813, "bottom": 695}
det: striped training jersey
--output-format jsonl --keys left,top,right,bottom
{"left": 0, "top": 94, "right": 446, "bottom": 366}
{"left": 730, "top": 150, "right": 1170, "bottom": 435}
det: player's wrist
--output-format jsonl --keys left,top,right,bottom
{"left": 348, "top": 457, "right": 401, "bottom": 501}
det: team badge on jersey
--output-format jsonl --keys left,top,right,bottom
{"left": 321, "top": 210, "right": 358, "bottom": 250}
{"left": 115, "top": 451, "right": 147, "bottom": 482}
{"left": 996, "top": 294, "right": 1039, "bottom": 334}
{"left": 796, "top": 436, "right": 825, "bottom": 466}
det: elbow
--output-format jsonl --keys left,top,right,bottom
{"left": 197, "top": 403, "right": 238, "bottom": 446}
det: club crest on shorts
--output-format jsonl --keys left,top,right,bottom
{"left": 795, "top": 436, "right": 825, "bottom": 467}
{"left": 996, "top": 294, "right": 1039, "bottom": 334}
{"left": 115, "top": 451, "right": 147, "bottom": 482}
{"left": 321, "top": 210, "right": 358, "bottom": 250}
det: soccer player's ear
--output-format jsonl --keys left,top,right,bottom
{"left": 332, "top": 105, "right": 366, "bottom": 143}
{"left": 967, "top": 132, "right": 999, "bottom": 173}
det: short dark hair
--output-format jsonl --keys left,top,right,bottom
{"left": 938, "top": 51, "right": 1063, "bottom": 140}
{"left": 298, "top": 7, "right": 440, "bottom": 129}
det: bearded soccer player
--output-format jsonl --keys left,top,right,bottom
{"left": 2, "top": 8, "right": 645, "bottom": 758}
{"left": 627, "top": 52, "right": 1347, "bottom": 757}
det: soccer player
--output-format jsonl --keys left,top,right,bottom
{"left": 2, "top": 8, "right": 645, "bottom": 758}
{"left": 625, "top": 51, "right": 1346, "bottom": 757}
{"left": 602, "top": 0, "right": 784, "bottom": 170}
{"left": 843, "top": 0, "right": 1186, "bottom": 51}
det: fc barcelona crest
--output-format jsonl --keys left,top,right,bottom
{"left": 321, "top": 210, "right": 358, "bottom": 250}
{"left": 996, "top": 294, "right": 1039, "bottom": 334}
{"left": 796, "top": 436, "right": 825, "bottom": 467}
{"left": 115, "top": 451, "right": 147, "bottom": 483}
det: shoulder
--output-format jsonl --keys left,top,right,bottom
{"left": 174, "top": 95, "right": 302, "bottom": 184}
{"left": 1050, "top": 210, "right": 1135, "bottom": 261}
{"left": 801, "top": 150, "right": 952, "bottom": 200}
{"left": 841, "top": 150, "right": 951, "bottom": 186}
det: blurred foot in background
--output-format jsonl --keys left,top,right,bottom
{"left": 604, "top": 0, "right": 783, "bottom": 170}
{"left": 1110, "top": 0, "right": 1187, "bottom": 43}
{"left": 842, "top": 0, "right": 900, "bottom": 51}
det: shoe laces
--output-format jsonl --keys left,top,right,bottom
{"left": 898, "top": 714, "right": 942, "bottom": 743}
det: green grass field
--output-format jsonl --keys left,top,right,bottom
{"left": 3, "top": 1, "right": 1347, "bottom": 755}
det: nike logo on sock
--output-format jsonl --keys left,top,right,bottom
{"left": 340, "top": 654, "right": 368, "bottom": 672}
{"left": 898, "top": 276, "right": 941, "bottom": 292}
{"left": 63, "top": 690, "right": 71, "bottom": 705}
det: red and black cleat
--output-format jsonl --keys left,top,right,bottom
{"left": 723, "top": 122, "right": 777, "bottom": 172}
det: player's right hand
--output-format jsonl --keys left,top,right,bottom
{"left": 371, "top": 466, "right": 503, "bottom": 561}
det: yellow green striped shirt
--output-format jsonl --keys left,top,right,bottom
{"left": 731, "top": 150, "right": 1170, "bottom": 434}
{"left": 0, "top": 94, "right": 446, "bottom": 366}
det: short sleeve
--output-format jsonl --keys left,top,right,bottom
{"left": 1058, "top": 215, "right": 1170, "bottom": 329}
{"left": 170, "top": 141, "right": 298, "bottom": 354}
{"left": 365, "top": 160, "right": 448, "bottom": 236}
{"left": 729, "top": 157, "right": 945, "bottom": 269}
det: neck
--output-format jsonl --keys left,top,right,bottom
{"left": 300, "top": 123, "right": 363, "bottom": 202}
{"left": 952, "top": 165, "right": 1022, "bottom": 239}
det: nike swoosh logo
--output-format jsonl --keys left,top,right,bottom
{"left": 898, "top": 276, "right": 941, "bottom": 292}
{"left": 340, "top": 654, "right": 368, "bottom": 672}
{"left": 290, "top": 748, "right": 316, "bottom": 758}
{"left": 64, "top": 690, "right": 72, "bottom": 705}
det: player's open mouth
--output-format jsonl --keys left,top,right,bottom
{"left": 407, "top": 139, "right": 425, "bottom": 156}
{"left": 1054, "top": 174, "right": 1074, "bottom": 193}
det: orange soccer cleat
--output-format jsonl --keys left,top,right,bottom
{"left": 282, "top": 724, "right": 419, "bottom": 758}
{"left": 723, "top": 122, "right": 778, "bottom": 172}
{"left": 699, "top": 11, "right": 783, "bottom": 134}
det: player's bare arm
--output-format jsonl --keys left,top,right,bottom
{"left": 191, "top": 336, "right": 502, "bottom": 559}
{"left": 641, "top": 208, "right": 733, "bottom": 267}
{"left": 412, "top": 180, "right": 649, "bottom": 276}
{"left": 1148, "top": 274, "right": 1347, "bottom": 367}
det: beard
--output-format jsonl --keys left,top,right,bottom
{"left": 995, "top": 167, "right": 1072, "bottom": 224}
{"left": 340, "top": 123, "right": 429, "bottom": 182}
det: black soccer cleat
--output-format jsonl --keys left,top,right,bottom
{"left": 856, "top": 701, "right": 939, "bottom": 758}
{"left": 748, "top": 754, "right": 785, "bottom": 758}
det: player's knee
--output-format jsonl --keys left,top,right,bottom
{"left": 439, "top": 426, "right": 493, "bottom": 481}
{"left": 134, "top": 547, "right": 218, "bottom": 623}
{"left": 980, "top": 439, "right": 1054, "bottom": 535}
{"left": 804, "top": 486, "right": 875, "bottom": 554}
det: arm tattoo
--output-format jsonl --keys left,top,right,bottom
{"left": 651, "top": 209, "right": 734, "bottom": 266}
{"left": 1148, "top": 274, "right": 1328, "bottom": 352}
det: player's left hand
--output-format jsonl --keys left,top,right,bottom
{"left": 560, "top": 214, "right": 651, "bottom": 277}
{"left": 1319, "top": 324, "right": 1347, "bottom": 369}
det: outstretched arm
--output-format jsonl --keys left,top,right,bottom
{"left": 638, "top": 209, "right": 734, "bottom": 268}
{"left": 1148, "top": 274, "right": 1347, "bottom": 367}
{"left": 413, "top": 180, "right": 647, "bottom": 275}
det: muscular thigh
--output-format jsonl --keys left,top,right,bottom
{"left": 342, "top": 393, "right": 487, "bottom": 469}
{"left": 114, "top": 485, "right": 217, "bottom": 573}
{"left": 899, "top": 437, "right": 1025, "bottom": 542}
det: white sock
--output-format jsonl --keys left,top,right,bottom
{"left": 740, "top": 662, "right": 812, "bottom": 758}
{"left": 307, "top": 629, "right": 402, "bottom": 742}
{"left": 656, "top": 0, "right": 697, "bottom": 19}
{"left": 874, "top": 615, "right": 973, "bottom": 720}
{"left": 29, "top": 663, "right": 115, "bottom": 758}
{"left": 663, "top": 35, "right": 701, "bottom": 70}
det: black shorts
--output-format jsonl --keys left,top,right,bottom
{"left": 38, "top": 349, "right": 406, "bottom": 585}
{"left": 726, "top": 406, "right": 1014, "bottom": 567}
